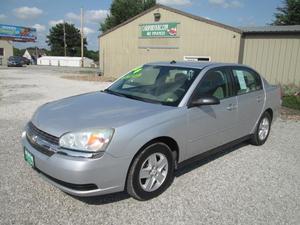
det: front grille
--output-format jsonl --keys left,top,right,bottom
{"left": 26, "top": 122, "right": 59, "bottom": 156}
{"left": 36, "top": 168, "right": 98, "bottom": 191}
{"left": 26, "top": 136, "right": 55, "bottom": 157}
{"left": 27, "top": 122, "right": 59, "bottom": 145}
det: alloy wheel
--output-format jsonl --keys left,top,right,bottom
{"left": 258, "top": 117, "right": 270, "bottom": 141}
{"left": 139, "top": 153, "right": 169, "bottom": 192}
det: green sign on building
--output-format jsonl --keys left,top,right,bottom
{"left": 140, "top": 23, "right": 178, "bottom": 38}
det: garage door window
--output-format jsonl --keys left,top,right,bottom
{"left": 232, "top": 69, "right": 262, "bottom": 95}
{"left": 184, "top": 56, "right": 211, "bottom": 62}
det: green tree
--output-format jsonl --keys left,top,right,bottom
{"left": 272, "top": 0, "right": 300, "bottom": 25}
{"left": 86, "top": 50, "right": 99, "bottom": 62}
{"left": 13, "top": 47, "right": 26, "bottom": 57}
{"left": 101, "top": 0, "right": 156, "bottom": 32}
{"left": 46, "top": 23, "right": 87, "bottom": 56}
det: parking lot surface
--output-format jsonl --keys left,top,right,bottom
{"left": 0, "top": 67, "right": 299, "bottom": 225}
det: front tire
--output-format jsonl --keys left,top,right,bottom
{"left": 250, "top": 111, "right": 272, "bottom": 146}
{"left": 126, "top": 143, "right": 175, "bottom": 201}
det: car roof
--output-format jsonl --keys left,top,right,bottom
{"left": 145, "top": 61, "right": 242, "bottom": 69}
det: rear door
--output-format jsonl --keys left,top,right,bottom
{"left": 231, "top": 67, "right": 265, "bottom": 136}
{"left": 186, "top": 67, "right": 239, "bottom": 157}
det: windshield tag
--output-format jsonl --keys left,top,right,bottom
{"left": 122, "top": 66, "right": 143, "bottom": 80}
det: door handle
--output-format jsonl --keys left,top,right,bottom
{"left": 226, "top": 104, "right": 237, "bottom": 111}
{"left": 256, "top": 96, "right": 263, "bottom": 102}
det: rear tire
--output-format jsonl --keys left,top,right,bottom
{"left": 250, "top": 111, "right": 272, "bottom": 146}
{"left": 126, "top": 143, "right": 175, "bottom": 201}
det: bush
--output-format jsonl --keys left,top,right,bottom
{"left": 282, "top": 84, "right": 300, "bottom": 96}
{"left": 282, "top": 96, "right": 300, "bottom": 110}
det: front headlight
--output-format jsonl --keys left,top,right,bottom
{"left": 59, "top": 129, "right": 114, "bottom": 152}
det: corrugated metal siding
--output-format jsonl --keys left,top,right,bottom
{"left": 242, "top": 35, "right": 300, "bottom": 85}
{"left": 100, "top": 7, "right": 241, "bottom": 78}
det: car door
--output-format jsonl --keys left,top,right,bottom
{"left": 186, "top": 67, "right": 239, "bottom": 158}
{"left": 231, "top": 67, "right": 265, "bottom": 137}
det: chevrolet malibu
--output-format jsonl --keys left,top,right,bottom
{"left": 22, "top": 61, "right": 281, "bottom": 200}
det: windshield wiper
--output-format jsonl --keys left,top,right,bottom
{"left": 103, "top": 89, "right": 128, "bottom": 98}
{"left": 103, "top": 89, "right": 161, "bottom": 105}
{"left": 125, "top": 95, "right": 162, "bottom": 105}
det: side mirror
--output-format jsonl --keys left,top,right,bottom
{"left": 189, "top": 96, "right": 220, "bottom": 107}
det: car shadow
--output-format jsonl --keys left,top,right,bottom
{"left": 71, "top": 191, "right": 130, "bottom": 205}
{"left": 175, "top": 141, "right": 249, "bottom": 177}
{"left": 74, "top": 141, "right": 249, "bottom": 205}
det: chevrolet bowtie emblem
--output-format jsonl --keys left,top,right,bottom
{"left": 31, "top": 135, "right": 38, "bottom": 143}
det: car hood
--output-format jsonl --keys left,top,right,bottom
{"left": 31, "top": 91, "right": 172, "bottom": 137}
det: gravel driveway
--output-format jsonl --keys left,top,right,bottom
{"left": 0, "top": 67, "right": 299, "bottom": 225}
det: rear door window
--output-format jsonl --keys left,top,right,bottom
{"left": 232, "top": 68, "right": 262, "bottom": 95}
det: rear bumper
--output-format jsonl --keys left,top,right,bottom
{"left": 274, "top": 106, "right": 280, "bottom": 122}
{"left": 21, "top": 132, "right": 131, "bottom": 197}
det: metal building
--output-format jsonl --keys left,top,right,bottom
{"left": 99, "top": 4, "right": 300, "bottom": 85}
{"left": 241, "top": 26, "right": 300, "bottom": 85}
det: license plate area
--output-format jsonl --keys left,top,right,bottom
{"left": 24, "top": 147, "right": 35, "bottom": 168}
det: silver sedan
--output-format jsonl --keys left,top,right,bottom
{"left": 22, "top": 61, "right": 281, "bottom": 200}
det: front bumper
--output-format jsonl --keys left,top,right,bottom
{"left": 21, "top": 132, "right": 131, "bottom": 197}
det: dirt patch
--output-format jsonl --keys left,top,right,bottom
{"left": 2, "top": 84, "right": 38, "bottom": 89}
{"left": 0, "top": 77, "right": 26, "bottom": 80}
{"left": 280, "top": 106, "right": 300, "bottom": 121}
{"left": 1, "top": 93, "right": 44, "bottom": 105}
{"left": 61, "top": 75, "right": 116, "bottom": 82}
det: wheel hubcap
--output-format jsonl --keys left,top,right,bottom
{"left": 258, "top": 117, "right": 270, "bottom": 141}
{"left": 139, "top": 153, "right": 168, "bottom": 192}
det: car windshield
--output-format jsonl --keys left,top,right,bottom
{"left": 105, "top": 65, "right": 201, "bottom": 106}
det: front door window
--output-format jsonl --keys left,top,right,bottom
{"left": 194, "top": 69, "right": 232, "bottom": 100}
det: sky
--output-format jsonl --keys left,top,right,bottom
{"left": 0, "top": 0, "right": 282, "bottom": 51}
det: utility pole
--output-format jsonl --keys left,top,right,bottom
{"left": 80, "top": 7, "right": 84, "bottom": 68}
{"left": 35, "top": 46, "right": 38, "bottom": 65}
{"left": 63, "top": 21, "right": 67, "bottom": 56}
